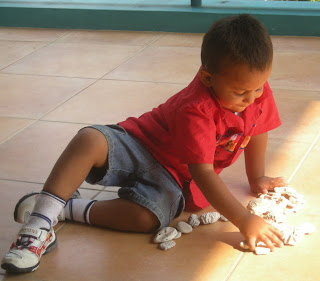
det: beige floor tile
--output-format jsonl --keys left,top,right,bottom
{"left": 270, "top": 89, "right": 320, "bottom": 143}
{"left": 0, "top": 41, "right": 46, "bottom": 70}
{"left": 151, "top": 32, "right": 204, "bottom": 48}
{"left": 272, "top": 36, "right": 320, "bottom": 52}
{"left": 0, "top": 74, "right": 94, "bottom": 119}
{"left": 102, "top": 186, "right": 120, "bottom": 193}
{"left": 0, "top": 118, "right": 34, "bottom": 144}
{"left": 3, "top": 43, "right": 142, "bottom": 79}
{"left": 77, "top": 188, "right": 101, "bottom": 200}
{"left": 0, "top": 121, "right": 87, "bottom": 184}
{"left": 290, "top": 137, "right": 320, "bottom": 209}
{"left": 220, "top": 138, "right": 311, "bottom": 191}
{"left": 57, "top": 30, "right": 163, "bottom": 45}
{"left": 43, "top": 80, "right": 183, "bottom": 124}
{"left": 269, "top": 51, "right": 320, "bottom": 91}
{"left": 0, "top": 180, "right": 43, "bottom": 275}
{"left": 227, "top": 139, "right": 320, "bottom": 281}
{"left": 0, "top": 28, "right": 68, "bottom": 42}
{"left": 91, "top": 190, "right": 119, "bottom": 201}
{"left": 3, "top": 276, "right": 34, "bottom": 281}
{"left": 105, "top": 46, "right": 201, "bottom": 84}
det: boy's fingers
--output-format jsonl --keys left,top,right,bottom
{"left": 266, "top": 231, "right": 284, "bottom": 248}
{"left": 270, "top": 225, "right": 284, "bottom": 239}
{"left": 272, "top": 177, "right": 288, "bottom": 187}
{"left": 247, "top": 237, "right": 256, "bottom": 252}
{"left": 261, "top": 188, "right": 268, "bottom": 194}
{"left": 259, "top": 235, "right": 275, "bottom": 251}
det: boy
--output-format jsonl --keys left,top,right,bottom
{"left": 2, "top": 14, "right": 286, "bottom": 273}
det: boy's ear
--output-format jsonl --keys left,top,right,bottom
{"left": 199, "top": 69, "right": 214, "bottom": 87}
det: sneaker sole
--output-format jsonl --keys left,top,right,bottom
{"left": 1, "top": 261, "right": 40, "bottom": 273}
{"left": 13, "top": 192, "right": 40, "bottom": 223}
{"left": 1, "top": 233, "right": 58, "bottom": 273}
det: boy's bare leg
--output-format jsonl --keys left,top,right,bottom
{"left": 89, "top": 199, "right": 160, "bottom": 233}
{"left": 2, "top": 127, "right": 160, "bottom": 273}
{"left": 43, "top": 128, "right": 159, "bottom": 233}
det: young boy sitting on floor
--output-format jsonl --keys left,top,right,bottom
{"left": 2, "top": 14, "right": 285, "bottom": 273}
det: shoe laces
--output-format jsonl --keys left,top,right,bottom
{"left": 14, "top": 235, "right": 36, "bottom": 250}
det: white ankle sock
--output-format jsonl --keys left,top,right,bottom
{"left": 64, "top": 199, "right": 96, "bottom": 224}
{"left": 26, "top": 191, "right": 66, "bottom": 230}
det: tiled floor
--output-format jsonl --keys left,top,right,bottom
{"left": 0, "top": 27, "right": 319, "bottom": 281}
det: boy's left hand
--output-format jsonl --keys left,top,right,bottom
{"left": 250, "top": 176, "right": 287, "bottom": 194}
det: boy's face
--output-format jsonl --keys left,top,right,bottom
{"left": 200, "top": 63, "right": 272, "bottom": 113}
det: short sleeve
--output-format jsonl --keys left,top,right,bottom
{"left": 169, "top": 105, "right": 216, "bottom": 164}
{"left": 252, "top": 83, "right": 281, "bottom": 136}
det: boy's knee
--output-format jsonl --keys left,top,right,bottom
{"left": 75, "top": 128, "right": 108, "bottom": 167}
{"left": 135, "top": 207, "right": 160, "bottom": 233}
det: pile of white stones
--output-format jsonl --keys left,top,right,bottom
{"left": 154, "top": 186, "right": 316, "bottom": 254}
{"left": 153, "top": 212, "right": 228, "bottom": 250}
{"left": 242, "top": 186, "right": 316, "bottom": 255}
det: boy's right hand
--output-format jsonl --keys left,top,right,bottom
{"left": 239, "top": 213, "right": 284, "bottom": 251}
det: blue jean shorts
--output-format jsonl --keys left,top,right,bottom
{"left": 83, "top": 124, "right": 185, "bottom": 231}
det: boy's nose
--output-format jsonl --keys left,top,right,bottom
{"left": 243, "top": 94, "right": 255, "bottom": 105}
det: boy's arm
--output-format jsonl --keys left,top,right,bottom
{"left": 244, "top": 132, "right": 287, "bottom": 194}
{"left": 189, "top": 163, "right": 283, "bottom": 251}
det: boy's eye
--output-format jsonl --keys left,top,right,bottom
{"left": 234, "top": 92, "right": 245, "bottom": 96}
{"left": 255, "top": 87, "right": 263, "bottom": 92}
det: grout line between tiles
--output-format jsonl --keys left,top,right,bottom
{"left": 287, "top": 130, "right": 320, "bottom": 183}
{"left": 99, "top": 32, "right": 167, "bottom": 79}
{"left": 100, "top": 77, "right": 187, "bottom": 85}
{"left": 38, "top": 33, "right": 167, "bottom": 122}
{"left": 223, "top": 252, "right": 245, "bottom": 281}
{"left": 0, "top": 119, "right": 38, "bottom": 145}
{"left": 0, "top": 178, "right": 118, "bottom": 194}
{"left": 224, "top": 130, "right": 320, "bottom": 281}
{"left": 0, "top": 30, "right": 72, "bottom": 73}
{"left": 270, "top": 87, "right": 320, "bottom": 93}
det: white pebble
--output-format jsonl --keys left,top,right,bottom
{"left": 220, "top": 214, "right": 228, "bottom": 222}
{"left": 176, "top": 221, "right": 193, "bottom": 234}
{"left": 188, "top": 214, "right": 200, "bottom": 228}
{"left": 154, "top": 227, "right": 178, "bottom": 243}
{"left": 159, "top": 240, "right": 176, "bottom": 251}
{"left": 173, "top": 231, "right": 182, "bottom": 239}
{"left": 240, "top": 240, "right": 267, "bottom": 250}
{"left": 254, "top": 247, "right": 271, "bottom": 255}
{"left": 200, "top": 212, "right": 220, "bottom": 225}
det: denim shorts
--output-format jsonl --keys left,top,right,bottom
{"left": 83, "top": 124, "right": 185, "bottom": 231}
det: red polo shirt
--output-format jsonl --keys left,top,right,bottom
{"left": 118, "top": 70, "right": 281, "bottom": 211}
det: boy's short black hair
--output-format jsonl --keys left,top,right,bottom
{"left": 201, "top": 14, "right": 273, "bottom": 74}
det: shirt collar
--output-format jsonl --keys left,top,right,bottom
{"left": 207, "top": 85, "right": 264, "bottom": 133}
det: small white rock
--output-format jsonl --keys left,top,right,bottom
{"left": 240, "top": 241, "right": 250, "bottom": 250}
{"left": 240, "top": 240, "right": 267, "bottom": 250}
{"left": 173, "top": 231, "right": 182, "bottom": 239}
{"left": 254, "top": 247, "right": 271, "bottom": 255}
{"left": 247, "top": 198, "right": 270, "bottom": 215}
{"left": 154, "top": 227, "right": 178, "bottom": 243}
{"left": 159, "top": 240, "right": 176, "bottom": 251}
{"left": 188, "top": 214, "right": 200, "bottom": 228}
{"left": 176, "top": 221, "right": 193, "bottom": 234}
{"left": 200, "top": 212, "right": 220, "bottom": 225}
{"left": 220, "top": 214, "right": 228, "bottom": 222}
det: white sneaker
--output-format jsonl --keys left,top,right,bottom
{"left": 14, "top": 190, "right": 81, "bottom": 224}
{"left": 1, "top": 227, "right": 57, "bottom": 273}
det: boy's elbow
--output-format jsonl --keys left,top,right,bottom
{"left": 188, "top": 163, "right": 214, "bottom": 180}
